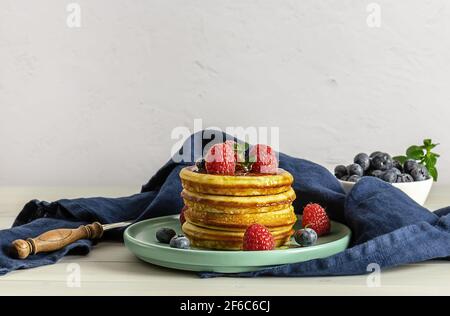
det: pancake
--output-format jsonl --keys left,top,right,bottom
{"left": 184, "top": 205, "right": 297, "bottom": 229}
{"left": 179, "top": 165, "right": 297, "bottom": 250}
{"left": 181, "top": 187, "right": 296, "bottom": 214}
{"left": 180, "top": 166, "right": 293, "bottom": 196}
{"left": 182, "top": 221, "right": 294, "bottom": 250}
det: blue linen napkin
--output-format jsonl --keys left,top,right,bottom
{"left": 1, "top": 130, "right": 449, "bottom": 276}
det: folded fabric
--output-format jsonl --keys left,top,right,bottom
{"left": 202, "top": 180, "right": 450, "bottom": 277}
{"left": 1, "top": 130, "right": 449, "bottom": 276}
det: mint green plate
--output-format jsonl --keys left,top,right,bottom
{"left": 124, "top": 215, "right": 351, "bottom": 273}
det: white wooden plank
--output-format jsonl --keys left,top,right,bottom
{"left": 0, "top": 186, "right": 138, "bottom": 217}
{"left": 0, "top": 185, "right": 449, "bottom": 295}
{"left": 0, "top": 280, "right": 449, "bottom": 296}
{"left": 0, "top": 261, "right": 449, "bottom": 295}
{"left": 2, "top": 259, "right": 449, "bottom": 284}
{"left": 0, "top": 217, "right": 14, "bottom": 227}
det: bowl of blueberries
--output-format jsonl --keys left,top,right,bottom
{"left": 334, "top": 151, "right": 433, "bottom": 206}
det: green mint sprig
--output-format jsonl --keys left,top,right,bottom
{"left": 393, "top": 139, "right": 440, "bottom": 181}
{"left": 232, "top": 142, "right": 253, "bottom": 172}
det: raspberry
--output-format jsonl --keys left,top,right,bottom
{"left": 301, "top": 203, "right": 331, "bottom": 236}
{"left": 249, "top": 144, "right": 278, "bottom": 174}
{"left": 180, "top": 205, "right": 187, "bottom": 225}
{"left": 243, "top": 224, "right": 275, "bottom": 251}
{"left": 205, "top": 143, "right": 236, "bottom": 175}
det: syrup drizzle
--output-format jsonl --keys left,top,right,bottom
{"left": 191, "top": 166, "right": 280, "bottom": 176}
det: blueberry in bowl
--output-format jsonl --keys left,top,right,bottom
{"left": 410, "top": 164, "right": 429, "bottom": 181}
{"left": 335, "top": 151, "right": 433, "bottom": 206}
{"left": 347, "top": 163, "right": 364, "bottom": 177}
{"left": 370, "top": 152, "right": 393, "bottom": 171}
{"left": 380, "top": 168, "right": 400, "bottom": 183}
{"left": 334, "top": 165, "right": 347, "bottom": 179}
{"left": 354, "top": 153, "right": 371, "bottom": 171}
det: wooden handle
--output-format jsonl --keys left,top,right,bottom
{"left": 11, "top": 222, "right": 104, "bottom": 259}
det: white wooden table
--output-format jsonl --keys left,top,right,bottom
{"left": 0, "top": 185, "right": 449, "bottom": 296}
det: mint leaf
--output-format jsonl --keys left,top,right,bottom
{"left": 428, "top": 165, "right": 438, "bottom": 181}
{"left": 406, "top": 145, "right": 424, "bottom": 160}
{"left": 423, "top": 139, "right": 432, "bottom": 147}
{"left": 423, "top": 139, "right": 439, "bottom": 150}
{"left": 423, "top": 155, "right": 437, "bottom": 166}
{"left": 398, "top": 139, "right": 439, "bottom": 182}
{"left": 234, "top": 142, "right": 249, "bottom": 152}
{"left": 422, "top": 144, "right": 437, "bottom": 150}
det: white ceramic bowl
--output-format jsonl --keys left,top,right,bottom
{"left": 338, "top": 177, "right": 433, "bottom": 206}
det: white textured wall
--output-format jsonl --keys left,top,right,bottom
{"left": 1, "top": 0, "right": 449, "bottom": 186}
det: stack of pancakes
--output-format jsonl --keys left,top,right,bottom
{"left": 180, "top": 166, "right": 297, "bottom": 250}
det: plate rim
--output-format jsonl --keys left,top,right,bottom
{"left": 124, "top": 215, "right": 351, "bottom": 256}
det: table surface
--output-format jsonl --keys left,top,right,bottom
{"left": 0, "top": 185, "right": 449, "bottom": 296}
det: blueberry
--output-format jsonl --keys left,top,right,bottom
{"left": 370, "top": 151, "right": 383, "bottom": 158}
{"left": 334, "top": 165, "right": 348, "bottom": 179}
{"left": 294, "top": 228, "right": 318, "bottom": 247}
{"left": 347, "top": 163, "right": 364, "bottom": 176}
{"left": 170, "top": 235, "right": 190, "bottom": 249}
{"left": 404, "top": 159, "right": 419, "bottom": 174}
{"left": 370, "top": 152, "right": 393, "bottom": 171}
{"left": 410, "top": 164, "right": 429, "bottom": 181}
{"left": 354, "top": 153, "right": 370, "bottom": 171}
{"left": 369, "top": 169, "right": 383, "bottom": 178}
{"left": 195, "top": 158, "right": 206, "bottom": 172}
{"left": 381, "top": 169, "right": 400, "bottom": 183}
{"left": 393, "top": 160, "right": 403, "bottom": 172}
{"left": 156, "top": 228, "right": 176, "bottom": 244}
{"left": 348, "top": 175, "right": 361, "bottom": 182}
{"left": 396, "top": 173, "right": 414, "bottom": 183}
